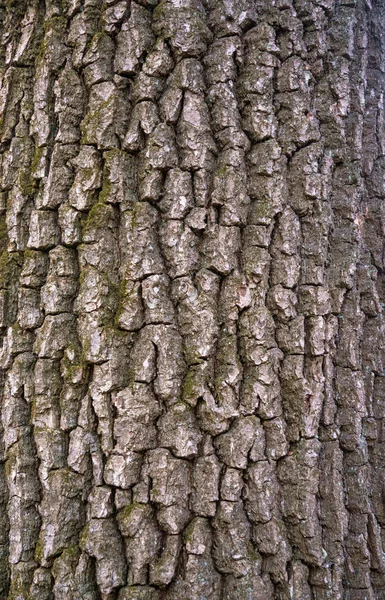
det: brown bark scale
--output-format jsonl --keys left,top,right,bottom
{"left": 0, "top": 0, "right": 385, "bottom": 598}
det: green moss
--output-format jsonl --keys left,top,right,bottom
{"left": 153, "top": 3, "right": 208, "bottom": 48}
{"left": 7, "top": 583, "right": 32, "bottom": 600}
{"left": 113, "top": 278, "right": 140, "bottom": 329}
{"left": 98, "top": 179, "right": 111, "bottom": 204}
{"left": 0, "top": 215, "right": 7, "bottom": 255}
{"left": 153, "top": 1, "right": 168, "bottom": 23}
{"left": 35, "top": 36, "right": 49, "bottom": 69}
{"left": 80, "top": 96, "right": 115, "bottom": 145}
{"left": 34, "top": 538, "right": 44, "bottom": 563}
{"left": 79, "top": 523, "right": 90, "bottom": 550}
{"left": 215, "top": 165, "right": 227, "bottom": 179}
{"left": 4, "top": 457, "right": 12, "bottom": 479}
{"left": 184, "top": 518, "right": 197, "bottom": 543}
{"left": 16, "top": 169, "right": 36, "bottom": 197}
{"left": 30, "top": 397, "right": 37, "bottom": 422}
{"left": 79, "top": 166, "right": 96, "bottom": 186}
{"left": 182, "top": 369, "right": 197, "bottom": 400}
{"left": 247, "top": 541, "right": 261, "bottom": 562}
{"left": 99, "top": 151, "right": 128, "bottom": 205}
{"left": 23, "top": 249, "right": 38, "bottom": 260}
{"left": 0, "top": 251, "right": 23, "bottom": 290}
{"left": 31, "top": 145, "right": 45, "bottom": 176}
{"left": 61, "top": 344, "right": 87, "bottom": 383}
{"left": 130, "top": 205, "right": 140, "bottom": 231}
{"left": 82, "top": 201, "right": 111, "bottom": 232}
{"left": 117, "top": 502, "right": 145, "bottom": 522}
{"left": 63, "top": 340, "right": 83, "bottom": 364}
{"left": 79, "top": 339, "right": 92, "bottom": 364}
{"left": 34, "top": 15, "right": 66, "bottom": 69}
{"left": 61, "top": 544, "right": 80, "bottom": 562}
{"left": 89, "top": 31, "right": 106, "bottom": 45}
{"left": 104, "top": 325, "right": 129, "bottom": 346}
{"left": 216, "top": 334, "right": 236, "bottom": 364}
{"left": 129, "top": 201, "right": 153, "bottom": 231}
{"left": 54, "top": 467, "right": 82, "bottom": 495}
{"left": 43, "top": 15, "right": 66, "bottom": 31}
{"left": 184, "top": 345, "right": 204, "bottom": 366}
{"left": 108, "top": 279, "right": 120, "bottom": 308}
{"left": 5, "top": 0, "right": 28, "bottom": 22}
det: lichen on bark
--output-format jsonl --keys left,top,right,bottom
{"left": 1, "top": 0, "right": 385, "bottom": 599}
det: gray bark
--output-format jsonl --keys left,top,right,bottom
{"left": 0, "top": 0, "right": 385, "bottom": 598}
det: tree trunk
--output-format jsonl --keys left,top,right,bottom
{"left": 1, "top": 0, "right": 385, "bottom": 598}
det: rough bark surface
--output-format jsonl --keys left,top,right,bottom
{"left": 1, "top": 0, "right": 385, "bottom": 598}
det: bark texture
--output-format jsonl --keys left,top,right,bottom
{"left": 1, "top": 0, "right": 385, "bottom": 598}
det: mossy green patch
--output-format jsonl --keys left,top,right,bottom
{"left": 0, "top": 215, "right": 8, "bottom": 254}
{"left": 34, "top": 538, "right": 44, "bottom": 563}
{"left": 98, "top": 178, "right": 112, "bottom": 204}
{"left": 16, "top": 169, "right": 36, "bottom": 197}
{"left": 61, "top": 544, "right": 80, "bottom": 562}
{"left": 79, "top": 523, "right": 91, "bottom": 550}
{"left": 80, "top": 96, "right": 115, "bottom": 145}
{"left": 117, "top": 502, "right": 145, "bottom": 523}
{"left": 5, "top": 0, "right": 28, "bottom": 22}
{"left": 82, "top": 201, "right": 113, "bottom": 233}
{"left": 7, "top": 584, "right": 32, "bottom": 600}
{"left": 31, "top": 145, "right": 45, "bottom": 177}
{"left": 0, "top": 251, "right": 23, "bottom": 290}
{"left": 182, "top": 369, "right": 198, "bottom": 401}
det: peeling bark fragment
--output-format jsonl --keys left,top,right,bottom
{"left": 150, "top": 534, "right": 181, "bottom": 587}
{"left": 299, "top": 285, "right": 331, "bottom": 316}
{"left": 166, "top": 532, "right": 221, "bottom": 600}
{"left": 212, "top": 500, "right": 253, "bottom": 577}
{"left": 81, "top": 81, "right": 129, "bottom": 150}
{"left": 68, "top": 146, "right": 102, "bottom": 211}
{"left": 27, "top": 210, "right": 60, "bottom": 250}
{"left": 34, "top": 314, "right": 76, "bottom": 359}
{"left": 203, "top": 225, "right": 240, "bottom": 276}
{"left": 38, "top": 144, "right": 78, "bottom": 210}
{"left": 39, "top": 468, "right": 87, "bottom": 562}
{"left": 159, "top": 168, "right": 194, "bottom": 219}
{"left": 158, "top": 402, "right": 201, "bottom": 458}
{"left": 177, "top": 91, "right": 217, "bottom": 170}
{"left": 267, "top": 285, "right": 298, "bottom": 321}
{"left": 121, "top": 202, "right": 164, "bottom": 280}
{"left": 102, "top": 149, "right": 137, "bottom": 207}
{"left": 54, "top": 62, "right": 85, "bottom": 144}
{"left": 113, "top": 384, "right": 161, "bottom": 453}
{"left": 153, "top": 1, "right": 212, "bottom": 58}
{"left": 223, "top": 566, "right": 273, "bottom": 600}
{"left": 80, "top": 517, "right": 126, "bottom": 595}
{"left": 159, "top": 220, "right": 200, "bottom": 278}
{"left": 115, "top": 3, "right": 155, "bottom": 76}
{"left": 83, "top": 33, "right": 114, "bottom": 88}
{"left": 119, "top": 587, "right": 160, "bottom": 600}
{"left": 145, "top": 448, "right": 191, "bottom": 516}
{"left": 191, "top": 454, "right": 220, "bottom": 517}
{"left": 118, "top": 503, "right": 161, "bottom": 585}
{"left": 245, "top": 461, "right": 280, "bottom": 525}
{"left": 157, "top": 504, "right": 191, "bottom": 534}
{"left": 104, "top": 452, "right": 142, "bottom": 490}
{"left": 17, "top": 287, "right": 43, "bottom": 329}
{"left": 173, "top": 270, "right": 220, "bottom": 363}
{"left": 215, "top": 416, "right": 262, "bottom": 469}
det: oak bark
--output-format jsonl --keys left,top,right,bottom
{"left": 1, "top": 0, "right": 385, "bottom": 598}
